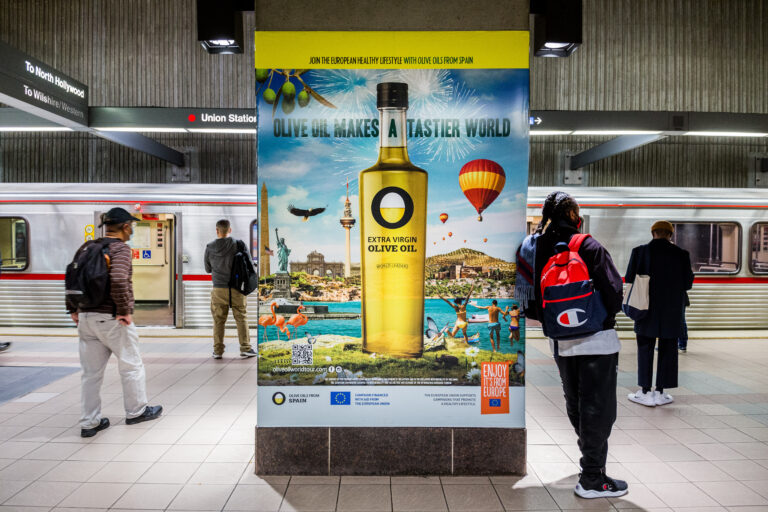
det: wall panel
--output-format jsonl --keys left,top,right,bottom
{"left": 0, "top": 133, "right": 255, "bottom": 184}
{"left": 530, "top": 136, "right": 768, "bottom": 187}
{"left": 531, "top": 0, "right": 768, "bottom": 113}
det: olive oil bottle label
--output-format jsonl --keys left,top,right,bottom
{"left": 360, "top": 170, "right": 427, "bottom": 358}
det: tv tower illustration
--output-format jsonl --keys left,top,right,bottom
{"left": 339, "top": 180, "right": 356, "bottom": 278}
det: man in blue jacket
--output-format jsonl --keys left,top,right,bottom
{"left": 525, "top": 191, "right": 626, "bottom": 499}
{"left": 626, "top": 221, "right": 693, "bottom": 407}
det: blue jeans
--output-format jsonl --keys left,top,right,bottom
{"left": 678, "top": 319, "right": 688, "bottom": 350}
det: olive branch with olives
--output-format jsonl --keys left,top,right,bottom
{"left": 255, "top": 69, "right": 337, "bottom": 116}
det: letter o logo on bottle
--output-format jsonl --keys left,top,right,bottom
{"left": 371, "top": 186, "right": 414, "bottom": 229}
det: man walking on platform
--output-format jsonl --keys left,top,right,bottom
{"left": 204, "top": 219, "right": 256, "bottom": 359}
{"left": 67, "top": 208, "right": 162, "bottom": 438}
{"left": 626, "top": 221, "right": 693, "bottom": 406}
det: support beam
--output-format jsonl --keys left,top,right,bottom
{"left": 0, "top": 108, "right": 185, "bottom": 167}
{"left": 96, "top": 130, "right": 186, "bottom": 167}
{"left": 567, "top": 134, "right": 666, "bottom": 169}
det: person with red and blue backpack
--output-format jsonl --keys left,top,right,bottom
{"left": 518, "top": 191, "right": 626, "bottom": 499}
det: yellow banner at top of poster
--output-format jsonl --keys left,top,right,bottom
{"left": 254, "top": 31, "right": 529, "bottom": 70}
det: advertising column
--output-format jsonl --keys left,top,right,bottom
{"left": 255, "top": 31, "right": 529, "bottom": 431}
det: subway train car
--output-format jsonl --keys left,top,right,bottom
{"left": 1, "top": 185, "right": 766, "bottom": 330}
{"left": 527, "top": 187, "right": 768, "bottom": 330}
{"left": 0, "top": 184, "right": 258, "bottom": 328}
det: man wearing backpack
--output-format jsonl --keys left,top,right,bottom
{"left": 66, "top": 208, "right": 162, "bottom": 438}
{"left": 521, "top": 191, "right": 626, "bottom": 499}
{"left": 204, "top": 219, "right": 256, "bottom": 359}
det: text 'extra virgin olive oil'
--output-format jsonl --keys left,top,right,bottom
{"left": 359, "top": 82, "right": 427, "bottom": 358}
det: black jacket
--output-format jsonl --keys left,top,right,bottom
{"left": 204, "top": 237, "right": 238, "bottom": 288}
{"left": 526, "top": 221, "right": 624, "bottom": 332}
{"left": 626, "top": 238, "right": 694, "bottom": 339}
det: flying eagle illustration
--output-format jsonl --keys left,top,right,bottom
{"left": 287, "top": 204, "right": 326, "bottom": 221}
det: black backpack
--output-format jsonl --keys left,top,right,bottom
{"left": 229, "top": 239, "right": 258, "bottom": 298}
{"left": 65, "top": 238, "right": 118, "bottom": 309}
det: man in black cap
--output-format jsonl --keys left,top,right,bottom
{"left": 66, "top": 207, "right": 162, "bottom": 438}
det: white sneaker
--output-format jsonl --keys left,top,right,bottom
{"left": 628, "top": 389, "right": 656, "bottom": 407}
{"left": 655, "top": 392, "right": 674, "bottom": 406}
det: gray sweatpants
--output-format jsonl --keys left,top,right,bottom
{"left": 78, "top": 312, "right": 148, "bottom": 428}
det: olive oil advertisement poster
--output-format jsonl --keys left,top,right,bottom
{"left": 255, "top": 32, "right": 530, "bottom": 427}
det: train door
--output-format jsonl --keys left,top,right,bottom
{"left": 95, "top": 211, "right": 177, "bottom": 326}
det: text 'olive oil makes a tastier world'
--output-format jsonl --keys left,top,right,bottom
{"left": 359, "top": 82, "right": 427, "bottom": 358}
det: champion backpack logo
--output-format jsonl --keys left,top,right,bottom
{"left": 540, "top": 234, "right": 607, "bottom": 340}
{"left": 556, "top": 308, "right": 587, "bottom": 327}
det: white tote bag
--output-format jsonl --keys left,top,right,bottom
{"left": 622, "top": 274, "right": 650, "bottom": 321}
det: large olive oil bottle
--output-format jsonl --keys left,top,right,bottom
{"left": 359, "top": 82, "right": 427, "bottom": 358}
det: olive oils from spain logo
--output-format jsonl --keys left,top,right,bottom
{"left": 272, "top": 392, "right": 286, "bottom": 405}
{"left": 371, "top": 187, "right": 414, "bottom": 229}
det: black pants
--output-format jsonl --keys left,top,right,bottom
{"left": 636, "top": 335, "right": 678, "bottom": 389}
{"left": 554, "top": 352, "right": 618, "bottom": 477}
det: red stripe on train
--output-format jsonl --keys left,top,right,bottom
{"left": 0, "top": 273, "right": 212, "bottom": 281}
{"left": 2, "top": 273, "right": 765, "bottom": 283}
{"left": 528, "top": 203, "right": 768, "bottom": 209}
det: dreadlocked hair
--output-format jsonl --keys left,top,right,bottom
{"left": 535, "top": 191, "right": 560, "bottom": 234}
{"left": 552, "top": 193, "right": 579, "bottom": 224}
{"left": 536, "top": 191, "right": 578, "bottom": 234}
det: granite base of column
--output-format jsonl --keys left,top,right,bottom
{"left": 255, "top": 426, "right": 526, "bottom": 475}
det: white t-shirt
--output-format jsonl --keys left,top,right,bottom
{"left": 549, "top": 329, "right": 621, "bottom": 357}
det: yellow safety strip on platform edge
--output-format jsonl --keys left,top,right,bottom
{"left": 254, "top": 31, "right": 529, "bottom": 69}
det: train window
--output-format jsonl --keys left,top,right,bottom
{"left": 750, "top": 223, "right": 768, "bottom": 274}
{"left": 0, "top": 217, "right": 29, "bottom": 271}
{"left": 671, "top": 222, "right": 741, "bottom": 274}
{"left": 250, "top": 220, "right": 258, "bottom": 265}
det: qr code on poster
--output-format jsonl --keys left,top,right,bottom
{"left": 292, "top": 344, "right": 313, "bottom": 365}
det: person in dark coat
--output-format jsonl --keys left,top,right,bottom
{"left": 524, "top": 191, "right": 627, "bottom": 499}
{"left": 625, "top": 220, "right": 693, "bottom": 407}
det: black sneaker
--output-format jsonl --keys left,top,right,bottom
{"left": 0, "top": 342, "right": 11, "bottom": 352}
{"left": 574, "top": 472, "right": 628, "bottom": 499}
{"left": 126, "top": 405, "right": 163, "bottom": 425}
{"left": 240, "top": 349, "right": 257, "bottom": 358}
{"left": 81, "top": 417, "right": 110, "bottom": 438}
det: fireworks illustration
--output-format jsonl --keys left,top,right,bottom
{"left": 319, "top": 70, "right": 488, "bottom": 176}
{"left": 311, "top": 69, "right": 386, "bottom": 118}
{"left": 410, "top": 81, "right": 488, "bottom": 163}
{"left": 394, "top": 69, "right": 453, "bottom": 113}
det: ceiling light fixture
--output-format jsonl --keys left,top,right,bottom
{"left": 572, "top": 130, "right": 663, "bottom": 135}
{"left": 95, "top": 127, "right": 189, "bottom": 133}
{"left": 684, "top": 131, "right": 767, "bottom": 137}
{"left": 197, "top": 0, "right": 253, "bottom": 54}
{"left": 0, "top": 126, "right": 72, "bottom": 132}
{"left": 188, "top": 128, "right": 256, "bottom": 134}
{"left": 530, "top": 130, "right": 573, "bottom": 135}
{"left": 532, "top": 0, "right": 582, "bottom": 57}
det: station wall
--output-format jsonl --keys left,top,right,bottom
{"left": 1, "top": 0, "right": 765, "bottom": 187}
{"left": 529, "top": 0, "right": 768, "bottom": 187}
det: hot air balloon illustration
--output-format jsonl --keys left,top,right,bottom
{"left": 433, "top": 242, "right": 436, "bottom": 245}
{"left": 442, "top": 237, "right": 445, "bottom": 240}
{"left": 463, "top": 239, "right": 467, "bottom": 243}
{"left": 448, "top": 232, "right": 453, "bottom": 237}
{"left": 459, "top": 158, "right": 506, "bottom": 221}
{"left": 483, "top": 238, "right": 488, "bottom": 243}
{"left": 439, "top": 213, "right": 448, "bottom": 224}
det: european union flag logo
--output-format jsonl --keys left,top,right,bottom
{"left": 330, "top": 391, "right": 351, "bottom": 405}
{"left": 489, "top": 399, "right": 501, "bottom": 407}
